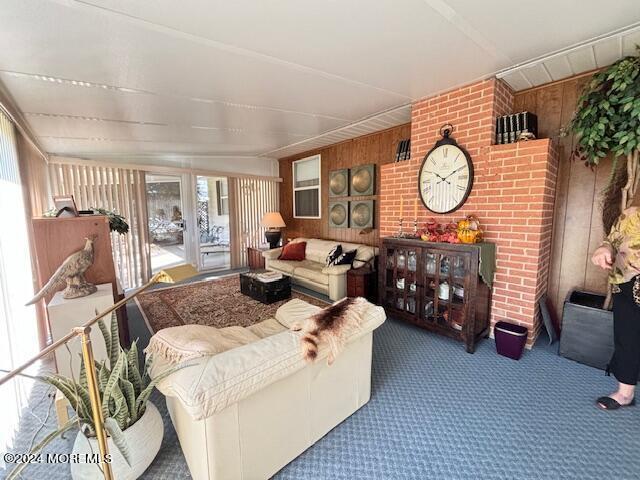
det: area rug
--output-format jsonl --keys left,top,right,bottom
{"left": 136, "top": 274, "right": 328, "bottom": 333}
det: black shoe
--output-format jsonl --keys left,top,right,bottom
{"left": 596, "top": 396, "right": 636, "bottom": 410}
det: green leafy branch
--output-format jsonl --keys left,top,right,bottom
{"left": 564, "top": 47, "right": 640, "bottom": 167}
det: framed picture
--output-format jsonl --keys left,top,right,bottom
{"left": 328, "top": 201, "right": 349, "bottom": 228}
{"left": 53, "top": 195, "right": 79, "bottom": 217}
{"left": 349, "top": 164, "right": 375, "bottom": 196}
{"left": 349, "top": 200, "right": 374, "bottom": 229}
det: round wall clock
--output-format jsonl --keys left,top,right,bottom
{"left": 418, "top": 124, "right": 474, "bottom": 214}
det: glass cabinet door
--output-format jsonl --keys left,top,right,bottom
{"left": 384, "top": 247, "right": 418, "bottom": 313}
{"left": 421, "top": 250, "right": 471, "bottom": 331}
{"left": 383, "top": 247, "right": 401, "bottom": 309}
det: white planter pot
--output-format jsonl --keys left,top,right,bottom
{"left": 70, "top": 401, "right": 164, "bottom": 480}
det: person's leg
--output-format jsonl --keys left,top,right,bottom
{"left": 599, "top": 280, "right": 640, "bottom": 407}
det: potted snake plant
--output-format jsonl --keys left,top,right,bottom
{"left": 8, "top": 312, "right": 182, "bottom": 480}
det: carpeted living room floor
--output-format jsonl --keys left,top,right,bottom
{"left": 3, "top": 270, "right": 640, "bottom": 479}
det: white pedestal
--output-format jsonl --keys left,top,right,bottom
{"left": 47, "top": 283, "right": 113, "bottom": 379}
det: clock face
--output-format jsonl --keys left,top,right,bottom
{"left": 418, "top": 142, "right": 473, "bottom": 214}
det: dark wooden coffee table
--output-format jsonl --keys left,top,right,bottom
{"left": 239, "top": 270, "right": 291, "bottom": 304}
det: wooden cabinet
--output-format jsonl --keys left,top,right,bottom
{"left": 247, "top": 247, "right": 267, "bottom": 270}
{"left": 347, "top": 266, "right": 377, "bottom": 302}
{"left": 379, "top": 237, "right": 491, "bottom": 353}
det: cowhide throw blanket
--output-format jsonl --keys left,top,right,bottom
{"left": 291, "top": 297, "right": 369, "bottom": 365}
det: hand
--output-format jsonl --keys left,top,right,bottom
{"left": 443, "top": 166, "right": 466, "bottom": 180}
{"left": 437, "top": 166, "right": 465, "bottom": 184}
{"left": 425, "top": 171, "right": 450, "bottom": 185}
{"left": 591, "top": 245, "right": 614, "bottom": 270}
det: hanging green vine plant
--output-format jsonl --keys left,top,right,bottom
{"left": 565, "top": 47, "right": 640, "bottom": 209}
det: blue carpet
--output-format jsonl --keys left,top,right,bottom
{"left": 274, "top": 319, "right": 640, "bottom": 480}
{"left": 4, "top": 283, "right": 640, "bottom": 479}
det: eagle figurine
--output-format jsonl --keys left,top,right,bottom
{"left": 26, "top": 237, "right": 98, "bottom": 305}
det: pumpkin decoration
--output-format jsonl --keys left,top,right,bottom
{"left": 419, "top": 216, "right": 484, "bottom": 244}
{"left": 457, "top": 215, "right": 483, "bottom": 244}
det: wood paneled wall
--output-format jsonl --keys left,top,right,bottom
{"left": 514, "top": 72, "right": 610, "bottom": 321}
{"left": 278, "top": 123, "right": 411, "bottom": 246}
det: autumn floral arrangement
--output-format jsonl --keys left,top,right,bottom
{"left": 418, "top": 215, "right": 483, "bottom": 244}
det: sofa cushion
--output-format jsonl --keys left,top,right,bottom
{"left": 293, "top": 260, "right": 328, "bottom": 286}
{"left": 290, "top": 238, "right": 377, "bottom": 269}
{"left": 275, "top": 298, "right": 323, "bottom": 329}
{"left": 145, "top": 325, "right": 260, "bottom": 364}
{"left": 295, "top": 238, "right": 340, "bottom": 264}
{"left": 247, "top": 318, "right": 287, "bottom": 338}
{"left": 267, "top": 259, "right": 296, "bottom": 274}
{"left": 278, "top": 241, "right": 306, "bottom": 261}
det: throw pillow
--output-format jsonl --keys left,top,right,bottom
{"left": 334, "top": 249, "right": 357, "bottom": 266}
{"left": 326, "top": 244, "right": 343, "bottom": 266}
{"left": 278, "top": 241, "right": 307, "bottom": 261}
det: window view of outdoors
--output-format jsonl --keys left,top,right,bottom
{"left": 197, "top": 176, "right": 230, "bottom": 270}
{"left": 146, "top": 174, "right": 185, "bottom": 272}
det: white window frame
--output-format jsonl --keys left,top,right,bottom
{"left": 292, "top": 154, "right": 321, "bottom": 219}
{"left": 216, "top": 179, "right": 229, "bottom": 215}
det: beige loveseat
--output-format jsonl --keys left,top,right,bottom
{"left": 153, "top": 298, "right": 386, "bottom": 480}
{"left": 263, "top": 237, "right": 378, "bottom": 301}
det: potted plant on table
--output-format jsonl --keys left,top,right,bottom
{"left": 8, "top": 313, "right": 180, "bottom": 480}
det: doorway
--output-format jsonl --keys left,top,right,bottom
{"left": 146, "top": 174, "right": 186, "bottom": 272}
{"left": 196, "top": 176, "right": 231, "bottom": 271}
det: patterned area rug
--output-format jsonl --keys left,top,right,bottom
{"left": 136, "top": 274, "right": 328, "bottom": 333}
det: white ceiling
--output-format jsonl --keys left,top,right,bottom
{"left": 1, "top": 0, "right": 639, "bottom": 164}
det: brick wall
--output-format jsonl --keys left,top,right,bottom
{"left": 380, "top": 78, "right": 558, "bottom": 346}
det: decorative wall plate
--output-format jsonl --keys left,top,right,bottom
{"left": 328, "top": 201, "right": 349, "bottom": 228}
{"left": 349, "top": 164, "right": 375, "bottom": 196}
{"left": 329, "top": 169, "right": 349, "bottom": 197}
{"left": 349, "top": 200, "right": 374, "bottom": 229}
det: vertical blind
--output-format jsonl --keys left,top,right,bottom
{"left": 228, "top": 177, "right": 279, "bottom": 268}
{"left": 48, "top": 162, "right": 150, "bottom": 289}
{"left": 0, "top": 108, "right": 40, "bottom": 452}
{"left": 0, "top": 109, "right": 38, "bottom": 361}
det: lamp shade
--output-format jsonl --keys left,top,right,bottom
{"left": 261, "top": 212, "right": 286, "bottom": 229}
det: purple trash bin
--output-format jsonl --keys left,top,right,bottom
{"left": 494, "top": 321, "right": 528, "bottom": 360}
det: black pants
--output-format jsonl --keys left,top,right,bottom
{"left": 609, "top": 279, "right": 640, "bottom": 385}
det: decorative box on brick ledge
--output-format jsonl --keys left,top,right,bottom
{"left": 379, "top": 78, "right": 558, "bottom": 347}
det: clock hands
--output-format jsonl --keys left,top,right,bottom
{"left": 424, "top": 171, "right": 450, "bottom": 185}
{"left": 436, "top": 166, "right": 466, "bottom": 184}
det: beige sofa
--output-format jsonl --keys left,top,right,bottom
{"left": 263, "top": 237, "right": 378, "bottom": 301}
{"left": 153, "top": 298, "right": 386, "bottom": 480}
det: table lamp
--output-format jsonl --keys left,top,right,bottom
{"left": 261, "top": 212, "right": 286, "bottom": 249}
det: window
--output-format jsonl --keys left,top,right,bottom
{"left": 216, "top": 179, "right": 229, "bottom": 215}
{"left": 293, "top": 155, "right": 321, "bottom": 218}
